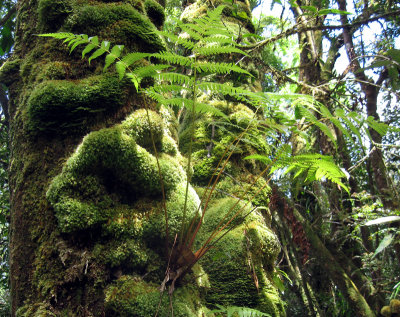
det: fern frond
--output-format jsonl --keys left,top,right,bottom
{"left": 152, "top": 51, "right": 193, "bottom": 66}
{"left": 197, "top": 82, "right": 262, "bottom": 105}
{"left": 366, "top": 116, "right": 389, "bottom": 136}
{"left": 154, "top": 72, "right": 193, "bottom": 86}
{"left": 157, "top": 31, "right": 196, "bottom": 49}
{"left": 147, "top": 84, "right": 187, "bottom": 95}
{"left": 335, "top": 108, "right": 363, "bottom": 144}
{"left": 192, "top": 62, "right": 251, "bottom": 76}
{"left": 38, "top": 32, "right": 75, "bottom": 40}
{"left": 179, "top": 23, "right": 204, "bottom": 40}
{"left": 104, "top": 45, "right": 124, "bottom": 71}
{"left": 133, "top": 64, "right": 171, "bottom": 78}
{"left": 194, "top": 46, "right": 248, "bottom": 57}
{"left": 209, "top": 304, "right": 271, "bottom": 317}
{"left": 198, "top": 34, "right": 236, "bottom": 46}
{"left": 295, "top": 106, "right": 337, "bottom": 146}
{"left": 206, "top": 5, "right": 226, "bottom": 22}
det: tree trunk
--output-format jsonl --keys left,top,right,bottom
{"left": 7, "top": 1, "right": 284, "bottom": 316}
{"left": 270, "top": 189, "right": 376, "bottom": 317}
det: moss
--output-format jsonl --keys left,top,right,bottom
{"left": 192, "top": 156, "right": 217, "bottom": 185}
{"left": 161, "top": 134, "right": 178, "bottom": 156}
{"left": 37, "top": 61, "right": 70, "bottom": 81}
{"left": 193, "top": 197, "right": 284, "bottom": 316}
{"left": 105, "top": 276, "right": 207, "bottom": 317}
{"left": 122, "top": 109, "right": 164, "bottom": 150}
{"left": 38, "top": 0, "right": 72, "bottom": 31}
{"left": 144, "top": 0, "right": 165, "bottom": 29}
{"left": 65, "top": 3, "right": 164, "bottom": 52}
{"left": 47, "top": 125, "right": 189, "bottom": 233}
{"left": 16, "top": 303, "right": 56, "bottom": 317}
{"left": 381, "top": 305, "right": 391, "bottom": 317}
{"left": 391, "top": 299, "right": 400, "bottom": 313}
{"left": 0, "top": 58, "right": 21, "bottom": 86}
{"left": 93, "top": 239, "right": 151, "bottom": 270}
{"left": 26, "top": 75, "right": 124, "bottom": 135}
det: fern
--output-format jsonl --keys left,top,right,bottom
{"left": 209, "top": 304, "right": 271, "bottom": 317}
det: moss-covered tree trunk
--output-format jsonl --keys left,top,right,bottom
{"left": 6, "top": 0, "right": 284, "bottom": 316}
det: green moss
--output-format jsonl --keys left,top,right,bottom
{"left": 38, "top": 0, "right": 72, "bottom": 31}
{"left": 16, "top": 302, "right": 56, "bottom": 317}
{"left": 193, "top": 197, "right": 284, "bottom": 316}
{"left": 144, "top": 0, "right": 165, "bottom": 29}
{"left": 37, "top": 61, "right": 70, "bottom": 81}
{"left": 122, "top": 109, "right": 164, "bottom": 150}
{"left": 65, "top": 3, "right": 164, "bottom": 52}
{"left": 105, "top": 276, "right": 207, "bottom": 317}
{"left": 26, "top": 75, "right": 123, "bottom": 135}
{"left": 161, "top": 134, "right": 178, "bottom": 156}
{"left": 192, "top": 156, "right": 216, "bottom": 185}
{"left": 93, "top": 239, "right": 151, "bottom": 269}
{"left": 0, "top": 58, "right": 20, "bottom": 86}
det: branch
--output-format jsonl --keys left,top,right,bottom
{"left": 241, "top": 9, "right": 400, "bottom": 51}
{"left": 0, "top": 5, "right": 16, "bottom": 28}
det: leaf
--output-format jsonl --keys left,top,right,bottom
{"left": 317, "top": 8, "right": 352, "bottom": 15}
{"left": 104, "top": 45, "right": 124, "bottom": 71}
{"left": 82, "top": 43, "right": 97, "bottom": 58}
{"left": 88, "top": 48, "right": 106, "bottom": 64}
{"left": 194, "top": 46, "right": 248, "bottom": 57}
{"left": 373, "top": 234, "right": 394, "bottom": 258}
{"left": 364, "top": 216, "right": 400, "bottom": 226}
{"left": 301, "top": 5, "right": 317, "bottom": 13}
{"left": 115, "top": 61, "right": 126, "bottom": 80}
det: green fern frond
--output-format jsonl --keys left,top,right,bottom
{"left": 206, "top": 4, "right": 226, "bottom": 22}
{"left": 104, "top": 45, "right": 124, "bottom": 71}
{"left": 38, "top": 32, "right": 75, "bottom": 40}
{"left": 295, "top": 106, "right": 337, "bottom": 146}
{"left": 194, "top": 46, "right": 248, "bottom": 57}
{"left": 154, "top": 72, "right": 193, "bottom": 86}
{"left": 209, "top": 304, "right": 271, "bottom": 317}
{"left": 366, "top": 116, "right": 389, "bottom": 136}
{"left": 134, "top": 64, "right": 171, "bottom": 78}
{"left": 179, "top": 23, "right": 204, "bottom": 40}
{"left": 157, "top": 31, "right": 196, "bottom": 50}
{"left": 199, "top": 34, "right": 235, "bottom": 46}
{"left": 147, "top": 84, "right": 186, "bottom": 95}
{"left": 334, "top": 108, "right": 363, "bottom": 144}
{"left": 192, "top": 62, "right": 251, "bottom": 76}
{"left": 152, "top": 51, "right": 193, "bottom": 66}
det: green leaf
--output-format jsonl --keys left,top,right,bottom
{"left": 317, "top": 8, "right": 352, "bottom": 15}
{"left": 82, "top": 43, "right": 97, "bottom": 58}
{"left": 88, "top": 48, "right": 106, "bottom": 64}
{"left": 373, "top": 234, "right": 394, "bottom": 258}
{"left": 301, "top": 5, "right": 317, "bottom": 13}
{"left": 104, "top": 45, "right": 124, "bottom": 71}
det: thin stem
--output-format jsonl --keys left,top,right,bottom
{"left": 179, "top": 56, "right": 197, "bottom": 247}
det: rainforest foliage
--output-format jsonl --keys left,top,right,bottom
{"left": 0, "top": 0, "right": 400, "bottom": 316}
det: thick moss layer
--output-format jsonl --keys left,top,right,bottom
{"left": 65, "top": 3, "right": 164, "bottom": 52}
{"left": 26, "top": 75, "right": 124, "bottom": 135}
{"left": 196, "top": 198, "right": 284, "bottom": 316}
{"left": 105, "top": 276, "right": 208, "bottom": 317}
